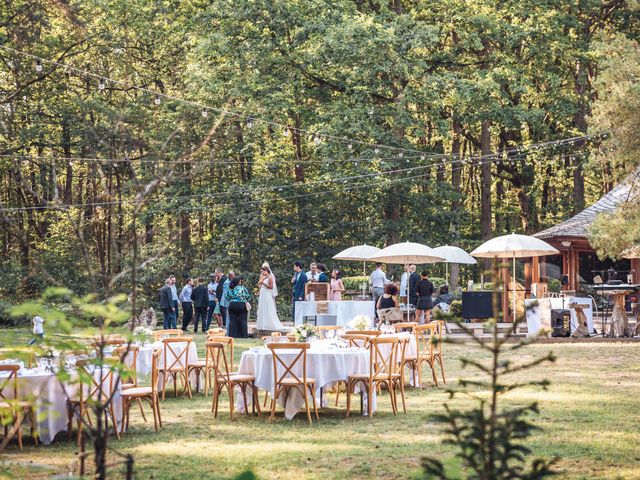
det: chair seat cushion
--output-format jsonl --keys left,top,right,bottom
{"left": 121, "top": 383, "right": 136, "bottom": 390}
{"left": 189, "top": 361, "right": 207, "bottom": 368}
{"left": 121, "top": 386, "right": 153, "bottom": 397}
{"left": 348, "top": 373, "right": 392, "bottom": 381}
{"left": 279, "top": 377, "right": 316, "bottom": 385}
{"left": 216, "top": 373, "right": 255, "bottom": 383}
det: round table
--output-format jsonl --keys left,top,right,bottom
{"left": 237, "top": 341, "right": 372, "bottom": 419}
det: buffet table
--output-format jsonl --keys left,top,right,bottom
{"left": 294, "top": 301, "right": 375, "bottom": 326}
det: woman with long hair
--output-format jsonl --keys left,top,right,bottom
{"left": 256, "top": 262, "right": 283, "bottom": 331}
{"left": 225, "top": 276, "right": 251, "bottom": 338}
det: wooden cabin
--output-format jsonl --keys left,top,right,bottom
{"left": 529, "top": 173, "right": 640, "bottom": 293}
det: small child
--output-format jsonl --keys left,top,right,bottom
{"left": 27, "top": 315, "right": 44, "bottom": 346}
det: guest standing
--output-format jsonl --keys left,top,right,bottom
{"left": 206, "top": 273, "right": 219, "bottom": 329}
{"left": 221, "top": 271, "right": 235, "bottom": 335}
{"left": 169, "top": 275, "right": 179, "bottom": 329}
{"left": 317, "top": 263, "right": 329, "bottom": 283}
{"left": 292, "top": 261, "right": 308, "bottom": 322}
{"left": 215, "top": 269, "right": 228, "bottom": 326}
{"left": 369, "top": 263, "right": 389, "bottom": 317}
{"left": 306, "top": 262, "right": 320, "bottom": 282}
{"left": 192, "top": 277, "right": 209, "bottom": 333}
{"left": 226, "top": 276, "right": 251, "bottom": 338}
{"left": 256, "top": 263, "right": 283, "bottom": 331}
{"left": 329, "top": 269, "right": 345, "bottom": 301}
{"left": 414, "top": 271, "right": 434, "bottom": 324}
{"left": 408, "top": 265, "right": 421, "bottom": 308}
{"left": 159, "top": 279, "right": 176, "bottom": 329}
{"left": 399, "top": 265, "right": 409, "bottom": 302}
{"left": 179, "top": 277, "right": 194, "bottom": 332}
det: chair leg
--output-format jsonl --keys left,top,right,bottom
{"left": 302, "top": 386, "right": 312, "bottom": 425}
{"left": 399, "top": 378, "right": 407, "bottom": 414}
{"left": 137, "top": 398, "right": 147, "bottom": 423}
{"left": 15, "top": 412, "right": 24, "bottom": 450}
{"left": 335, "top": 381, "right": 341, "bottom": 406}
{"left": 149, "top": 398, "right": 158, "bottom": 432}
{"left": 252, "top": 385, "right": 262, "bottom": 417}
{"left": 173, "top": 373, "right": 178, "bottom": 398}
{"left": 438, "top": 355, "right": 446, "bottom": 384}
{"left": 310, "top": 384, "right": 319, "bottom": 420}
{"left": 184, "top": 371, "right": 193, "bottom": 399}
{"left": 161, "top": 372, "right": 168, "bottom": 401}
{"left": 233, "top": 383, "right": 241, "bottom": 421}
{"left": 109, "top": 404, "right": 120, "bottom": 439}
{"left": 67, "top": 403, "right": 74, "bottom": 441}
{"left": 30, "top": 408, "right": 38, "bottom": 445}
{"left": 120, "top": 398, "right": 129, "bottom": 435}
{"left": 345, "top": 381, "right": 352, "bottom": 417}
{"left": 429, "top": 360, "right": 438, "bottom": 386}
{"left": 263, "top": 390, "right": 269, "bottom": 408}
{"left": 155, "top": 395, "right": 163, "bottom": 428}
{"left": 417, "top": 361, "right": 423, "bottom": 389}
{"left": 269, "top": 388, "right": 278, "bottom": 421}
{"left": 367, "top": 382, "right": 373, "bottom": 419}
{"left": 212, "top": 383, "right": 219, "bottom": 417}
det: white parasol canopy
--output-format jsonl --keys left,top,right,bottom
{"left": 369, "top": 241, "right": 445, "bottom": 265}
{"left": 369, "top": 242, "right": 445, "bottom": 320}
{"left": 332, "top": 244, "right": 381, "bottom": 262}
{"left": 432, "top": 245, "right": 477, "bottom": 284}
{"left": 471, "top": 233, "right": 559, "bottom": 321}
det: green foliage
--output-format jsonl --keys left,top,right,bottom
{"left": 449, "top": 300, "right": 462, "bottom": 318}
{"left": 342, "top": 276, "right": 370, "bottom": 291}
{"left": 422, "top": 314, "right": 557, "bottom": 480}
{"left": 546, "top": 278, "right": 561, "bottom": 294}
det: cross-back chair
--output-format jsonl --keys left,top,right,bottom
{"left": 207, "top": 340, "right": 260, "bottom": 420}
{"left": 153, "top": 329, "right": 183, "bottom": 342}
{"left": 393, "top": 322, "right": 418, "bottom": 333}
{"left": 392, "top": 336, "right": 410, "bottom": 414}
{"left": 120, "top": 349, "right": 162, "bottom": 434}
{"left": 346, "top": 336, "right": 399, "bottom": 418}
{"left": 159, "top": 337, "right": 193, "bottom": 400}
{"left": 112, "top": 345, "right": 147, "bottom": 423}
{"left": 202, "top": 337, "right": 234, "bottom": 396}
{"left": 0, "top": 364, "right": 37, "bottom": 451}
{"left": 206, "top": 327, "right": 226, "bottom": 336}
{"left": 431, "top": 320, "right": 446, "bottom": 384}
{"left": 267, "top": 343, "right": 318, "bottom": 424}
{"left": 333, "top": 334, "right": 371, "bottom": 407}
{"left": 410, "top": 324, "right": 439, "bottom": 387}
{"left": 315, "top": 326, "right": 342, "bottom": 339}
{"left": 344, "top": 330, "right": 381, "bottom": 337}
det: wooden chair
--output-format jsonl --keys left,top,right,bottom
{"left": 91, "top": 338, "right": 125, "bottom": 351}
{"left": 153, "top": 329, "right": 183, "bottom": 342}
{"left": 120, "top": 349, "right": 162, "bottom": 434}
{"left": 334, "top": 334, "right": 370, "bottom": 406}
{"left": 393, "top": 322, "right": 418, "bottom": 333}
{"left": 408, "top": 324, "right": 439, "bottom": 387}
{"left": 346, "top": 336, "right": 399, "bottom": 418}
{"left": 159, "top": 337, "right": 193, "bottom": 400}
{"left": 392, "top": 336, "right": 410, "bottom": 414}
{"left": 267, "top": 343, "right": 318, "bottom": 424}
{"left": 112, "top": 346, "right": 147, "bottom": 423}
{"left": 316, "top": 326, "right": 342, "bottom": 339}
{"left": 0, "top": 365, "right": 37, "bottom": 451}
{"left": 431, "top": 320, "right": 446, "bottom": 384}
{"left": 206, "top": 327, "right": 226, "bottom": 336}
{"left": 207, "top": 341, "right": 261, "bottom": 420}
{"left": 201, "top": 337, "right": 234, "bottom": 396}
{"left": 68, "top": 359, "right": 121, "bottom": 445}
{"left": 344, "top": 330, "right": 382, "bottom": 337}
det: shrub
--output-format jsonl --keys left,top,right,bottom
{"left": 342, "top": 276, "right": 369, "bottom": 291}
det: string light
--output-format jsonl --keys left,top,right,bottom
{"left": 98, "top": 79, "right": 106, "bottom": 91}
{"left": 348, "top": 144, "right": 353, "bottom": 150}
{"left": 201, "top": 109, "right": 208, "bottom": 118}
{"left": 283, "top": 129, "right": 290, "bottom": 138}
{"left": 246, "top": 118, "right": 253, "bottom": 128}
{"left": 374, "top": 148, "right": 380, "bottom": 155}
{"left": 398, "top": 152, "right": 403, "bottom": 158}
{"left": 35, "top": 60, "right": 42, "bottom": 72}
{"left": 154, "top": 95, "right": 161, "bottom": 105}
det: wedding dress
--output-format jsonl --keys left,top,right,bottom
{"left": 257, "top": 274, "right": 283, "bottom": 331}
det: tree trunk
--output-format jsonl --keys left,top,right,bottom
{"left": 449, "top": 119, "right": 462, "bottom": 290}
{"left": 480, "top": 120, "right": 492, "bottom": 241}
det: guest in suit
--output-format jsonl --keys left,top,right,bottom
{"left": 408, "top": 265, "right": 421, "bottom": 308}
{"left": 159, "top": 279, "right": 176, "bottom": 329}
{"left": 169, "top": 275, "right": 179, "bottom": 328}
{"left": 292, "top": 261, "right": 308, "bottom": 321}
{"left": 192, "top": 277, "right": 209, "bottom": 333}
{"left": 179, "top": 277, "right": 194, "bottom": 332}
{"left": 317, "top": 263, "right": 330, "bottom": 283}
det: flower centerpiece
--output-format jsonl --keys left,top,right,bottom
{"left": 291, "top": 323, "right": 316, "bottom": 342}
{"left": 349, "top": 315, "right": 372, "bottom": 331}
{"left": 134, "top": 326, "right": 154, "bottom": 345}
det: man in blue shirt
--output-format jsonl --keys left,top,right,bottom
{"left": 206, "top": 273, "right": 219, "bottom": 329}
{"left": 169, "top": 275, "right": 179, "bottom": 329}
{"left": 179, "top": 277, "right": 194, "bottom": 332}
{"left": 221, "top": 271, "right": 234, "bottom": 335}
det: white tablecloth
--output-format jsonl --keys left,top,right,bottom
{"left": 294, "top": 301, "right": 376, "bottom": 326}
{"left": 237, "top": 341, "right": 372, "bottom": 419}
{"left": 1, "top": 367, "right": 123, "bottom": 445}
{"left": 525, "top": 296, "right": 595, "bottom": 337}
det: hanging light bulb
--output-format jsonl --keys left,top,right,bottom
{"left": 201, "top": 109, "right": 208, "bottom": 117}
{"left": 374, "top": 148, "right": 380, "bottom": 154}
{"left": 420, "top": 155, "right": 425, "bottom": 160}
{"left": 35, "top": 60, "right": 43, "bottom": 72}
{"left": 246, "top": 118, "right": 253, "bottom": 128}
{"left": 347, "top": 143, "right": 353, "bottom": 150}
{"left": 98, "top": 78, "right": 106, "bottom": 90}
{"left": 154, "top": 95, "right": 161, "bottom": 105}
{"left": 398, "top": 152, "right": 404, "bottom": 158}
{"left": 283, "top": 129, "right": 290, "bottom": 137}
{"left": 314, "top": 135, "right": 322, "bottom": 145}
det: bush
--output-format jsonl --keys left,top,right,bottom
{"left": 547, "top": 277, "right": 561, "bottom": 293}
{"left": 342, "top": 276, "right": 369, "bottom": 291}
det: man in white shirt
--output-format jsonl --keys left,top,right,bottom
{"left": 399, "top": 264, "right": 409, "bottom": 301}
{"left": 369, "top": 263, "right": 389, "bottom": 317}
{"left": 306, "top": 262, "right": 320, "bottom": 282}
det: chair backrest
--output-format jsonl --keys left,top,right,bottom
{"left": 344, "top": 330, "right": 381, "bottom": 336}
{"left": 153, "top": 329, "right": 183, "bottom": 341}
{"left": 316, "top": 326, "right": 341, "bottom": 338}
{"left": 77, "top": 358, "right": 117, "bottom": 402}
{"left": 414, "top": 324, "right": 436, "bottom": 362}
{"left": 150, "top": 349, "right": 161, "bottom": 393}
{"left": 0, "top": 364, "right": 20, "bottom": 402}
{"left": 207, "top": 327, "right": 226, "bottom": 336}
{"left": 92, "top": 338, "right": 125, "bottom": 350}
{"left": 205, "top": 336, "right": 234, "bottom": 372}
{"left": 395, "top": 336, "right": 410, "bottom": 372}
{"left": 162, "top": 337, "right": 192, "bottom": 371}
{"left": 113, "top": 345, "right": 139, "bottom": 386}
{"left": 205, "top": 341, "right": 232, "bottom": 383}
{"left": 267, "top": 343, "right": 310, "bottom": 386}
{"left": 432, "top": 320, "right": 445, "bottom": 355}
{"left": 368, "top": 336, "right": 398, "bottom": 380}
{"left": 340, "top": 334, "right": 370, "bottom": 348}
{"left": 393, "top": 322, "right": 417, "bottom": 333}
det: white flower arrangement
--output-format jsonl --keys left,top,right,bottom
{"left": 134, "top": 326, "right": 154, "bottom": 344}
{"left": 349, "top": 315, "right": 372, "bottom": 331}
{"left": 291, "top": 323, "right": 316, "bottom": 342}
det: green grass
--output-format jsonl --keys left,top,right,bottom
{"left": 1, "top": 329, "right": 640, "bottom": 479}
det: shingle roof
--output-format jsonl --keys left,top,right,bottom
{"left": 535, "top": 171, "right": 640, "bottom": 240}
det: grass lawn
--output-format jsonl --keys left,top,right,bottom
{"left": 1, "top": 328, "right": 639, "bottom": 479}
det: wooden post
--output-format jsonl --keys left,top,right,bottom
{"left": 125, "top": 455, "right": 134, "bottom": 480}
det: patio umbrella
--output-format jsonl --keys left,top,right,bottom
{"left": 470, "top": 233, "right": 559, "bottom": 321}
{"left": 431, "top": 245, "right": 477, "bottom": 284}
{"left": 333, "top": 244, "right": 382, "bottom": 298}
{"left": 369, "top": 242, "right": 445, "bottom": 320}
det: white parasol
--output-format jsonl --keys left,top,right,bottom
{"left": 333, "top": 244, "right": 381, "bottom": 298}
{"left": 431, "top": 245, "right": 477, "bottom": 284}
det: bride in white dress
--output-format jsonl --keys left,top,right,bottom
{"left": 256, "top": 263, "right": 283, "bottom": 331}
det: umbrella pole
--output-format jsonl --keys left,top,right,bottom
{"left": 446, "top": 262, "right": 449, "bottom": 286}
{"left": 362, "top": 260, "right": 366, "bottom": 299}
{"left": 512, "top": 254, "right": 516, "bottom": 323}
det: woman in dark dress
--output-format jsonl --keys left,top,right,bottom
{"left": 414, "top": 271, "right": 434, "bottom": 324}
{"left": 225, "top": 276, "right": 251, "bottom": 338}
